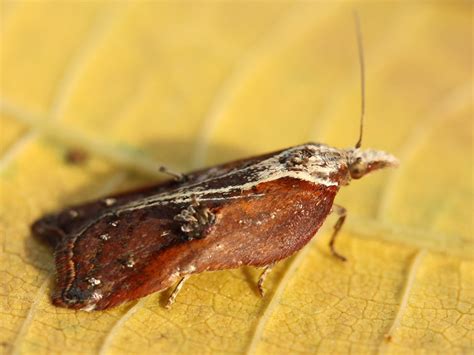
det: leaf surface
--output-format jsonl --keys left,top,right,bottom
{"left": 1, "top": 2, "right": 472, "bottom": 354}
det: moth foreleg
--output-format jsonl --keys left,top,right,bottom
{"left": 329, "top": 204, "right": 347, "bottom": 262}
{"left": 165, "top": 275, "right": 190, "bottom": 309}
{"left": 257, "top": 264, "right": 274, "bottom": 297}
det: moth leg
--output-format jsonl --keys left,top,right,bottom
{"left": 257, "top": 264, "right": 274, "bottom": 297}
{"left": 165, "top": 275, "right": 190, "bottom": 309}
{"left": 158, "top": 166, "right": 186, "bottom": 182}
{"left": 329, "top": 204, "right": 347, "bottom": 262}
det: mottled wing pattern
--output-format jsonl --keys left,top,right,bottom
{"left": 32, "top": 150, "right": 278, "bottom": 247}
{"left": 52, "top": 199, "right": 188, "bottom": 310}
{"left": 54, "top": 178, "right": 336, "bottom": 310}
{"left": 31, "top": 150, "right": 284, "bottom": 309}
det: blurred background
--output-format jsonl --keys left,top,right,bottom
{"left": 1, "top": 1, "right": 472, "bottom": 354}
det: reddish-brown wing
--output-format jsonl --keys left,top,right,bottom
{"left": 50, "top": 176, "right": 336, "bottom": 310}
{"left": 183, "top": 178, "right": 338, "bottom": 270}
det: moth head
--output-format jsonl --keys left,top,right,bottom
{"left": 346, "top": 148, "right": 398, "bottom": 180}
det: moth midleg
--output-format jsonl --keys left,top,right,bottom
{"left": 257, "top": 264, "right": 274, "bottom": 297}
{"left": 165, "top": 275, "right": 190, "bottom": 308}
{"left": 329, "top": 204, "right": 347, "bottom": 262}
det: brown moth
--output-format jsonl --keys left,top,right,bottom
{"left": 31, "top": 14, "right": 398, "bottom": 311}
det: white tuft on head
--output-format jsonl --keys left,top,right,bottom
{"left": 345, "top": 148, "right": 399, "bottom": 180}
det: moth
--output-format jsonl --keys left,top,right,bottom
{"left": 31, "top": 15, "right": 398, "bottom": 311}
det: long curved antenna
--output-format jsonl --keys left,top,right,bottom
{"left": 353, "top": 11, "right": 365, "bottom": 149}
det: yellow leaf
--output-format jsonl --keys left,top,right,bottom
{"left": 1, "top": 2, "right": 472, "bottom": 354}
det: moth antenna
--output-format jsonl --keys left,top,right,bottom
{"left": 353, "top": 11, "right": 365, "bottom": 149}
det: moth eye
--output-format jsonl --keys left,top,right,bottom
{"left": 350, "top": 158, "right": 367, "bottom": 179}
